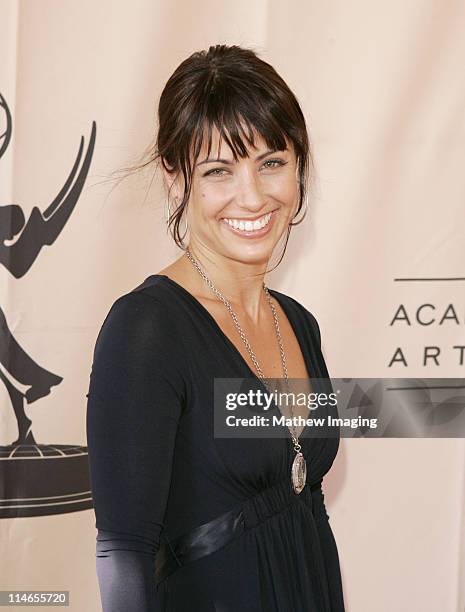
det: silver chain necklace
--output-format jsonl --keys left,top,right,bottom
{"left": 185, "top": 247, "right": 307, "bottom": 494}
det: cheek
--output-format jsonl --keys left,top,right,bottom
{"left": 206, "top": 186, "right": 227, "bottom": 208}
{"left": 191, "top": 184, "right": 229, "bottom": 219}
{"left": 266, "top": 176, "right": 299, "bottom": 204}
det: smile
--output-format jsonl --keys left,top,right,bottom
{"left": 220, "top": 210, "right": 276, "bottom": 238}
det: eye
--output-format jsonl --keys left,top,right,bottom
{"left": 203, "top": 167, "right": 228, "bottom": 177}
{"left": 262, "top": 159, "right": 287, "bottom": 170}
{"left": 203, "top": 159, "right": 287, "bottom": 177}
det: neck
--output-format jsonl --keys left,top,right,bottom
{"left": 183, "top": 243, "right": 270, "bottom": 323}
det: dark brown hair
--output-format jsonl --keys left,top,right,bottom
{"left": 117, "top": 44, "right": 314, "bottom": 270}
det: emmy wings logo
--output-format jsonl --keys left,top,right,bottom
{"left": 0, "top": 92, "right": 97, "bottom": 518}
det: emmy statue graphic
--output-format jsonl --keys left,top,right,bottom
{"left": 0, "top": 92, "right": 97, "bottom": 518}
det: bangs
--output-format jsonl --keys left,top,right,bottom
{"left": 188, "top": 91, "right": 292, "bottom": 167}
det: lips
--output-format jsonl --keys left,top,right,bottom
{"left": 223, "top": 211, "right": 273, "bottom": 231}
{"left": 220, "top": 209, "right": 277, "bottom": 238}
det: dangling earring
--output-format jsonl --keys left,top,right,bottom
{"left": 289, "top": 195, "right": 309, "bottom": 227}
{"left": 180, "top": 210, "right": 189, "bottom": 247}
{"left": 165, "top": 197, "right": 174, "bottom": 224}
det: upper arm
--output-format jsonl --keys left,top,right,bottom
{"left": 306, "top": 308, "right": 322, "bottom": 348}
{"left": 286, "top": 294, "right": 322, "bottom": 348}
{"left": 86, "top": 290, "right": 186, "bottom": 551}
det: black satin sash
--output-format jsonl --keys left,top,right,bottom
{"left": 155, "top": 477, "right": 316, "bottom": 584}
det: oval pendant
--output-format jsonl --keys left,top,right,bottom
{"left": 291, "top": 451, "right": 307, "bottom": 494}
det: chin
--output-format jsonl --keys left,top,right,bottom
{"left": 221, "top": 244, "right": 275, "bottom": 266}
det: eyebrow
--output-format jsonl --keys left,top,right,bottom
{"left": 196, "top": 148, "right": 287, "bottom": 166}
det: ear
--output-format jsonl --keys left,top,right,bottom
{"left": 161, "top": 164, "right": 184, "bottom": 202}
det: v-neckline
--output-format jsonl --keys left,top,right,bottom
{"left": 152, "top": 274, "right": 313, "bottom": 381}
{"left": 151, "top": 274, "right": 316, "bottom": 441}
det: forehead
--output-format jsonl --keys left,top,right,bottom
{"left": 200, "top": 126, "right": 265, "bottom": 158}
{"left": 192, "top": 122, "right": 292, "bottom": 164}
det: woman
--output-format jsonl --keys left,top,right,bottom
{"left": 86, "top": 44, "right": 345, "bottom": 611}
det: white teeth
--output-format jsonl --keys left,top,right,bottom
{"left": 224, "top": 212, "right": 272, "bottom": 232}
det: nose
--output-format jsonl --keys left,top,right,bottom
{"left": 236, "top": 170, "right": 267, "bottom": 212}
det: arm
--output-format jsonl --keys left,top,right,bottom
{"left": 307, "top": 308, "right": 345, "bottom": 608}
{"left": 86, "top": 291, "right": 186, "bottom": 611}
{"left": 311, "top": 479, "right": 345, "bottom": 610}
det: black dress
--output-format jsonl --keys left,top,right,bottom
{"left": 86, "top": 274, "right": 345, "bottom": 611}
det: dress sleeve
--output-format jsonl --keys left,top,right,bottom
{"left": 86, "top": 291, "right": 187, "bottom": 612}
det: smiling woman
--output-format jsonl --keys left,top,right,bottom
{"left": 165, "top": 127, "right": 299, "bottom": 259}
{"left": 86, "top": 44, "right": 345, "bottom": 611}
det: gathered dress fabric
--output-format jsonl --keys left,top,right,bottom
{"left": 86, "top": 274, "right": 345, "bottom": 611}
